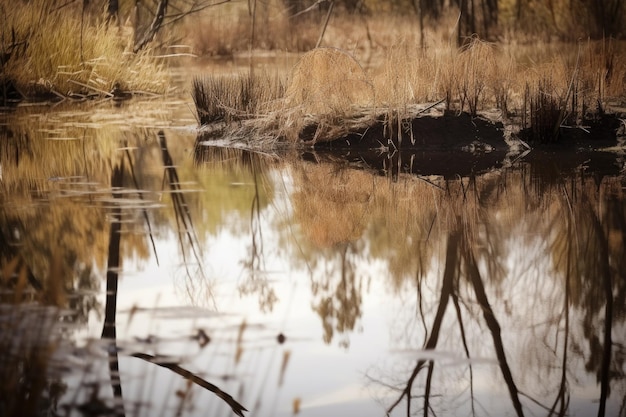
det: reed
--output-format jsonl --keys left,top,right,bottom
{"left": 524, "top": 78, "right": 564, "bottom": 143}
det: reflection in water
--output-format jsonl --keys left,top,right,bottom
{"left": 284, "top": 148, "right": 626, "bottom": 416}
{"left": 378, "top": 162, "right": 624, "bottom": 416}
{"left": 0, "top": 117, "right": 121, "bottom": 416}
{"left": 159, "top": 130, "right": 209, "bottom": 303}
{"left": 101, "top": 159, "right": 125, "bottom": 416}
{"left": 310, "top": 242, "right": 363, "bottom": 347}
{"left": 194, "top": 145, "right": 279, "bottom": 312}
{"left": 1, "top": 111, "right": 626, "bottom": 416}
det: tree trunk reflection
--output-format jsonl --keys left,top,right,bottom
{"left": 387, "top": 228, "right": 459, "bottom": 415}
{"left": 463, "top": 237, "right": 524, "bottom": 417}
{"left": 101, "top": 159, "right": 125, "bottom": 417}
{"left": 384, "top": 167, "right": 625, "bottom": 416}
{"left": 587, "top": 198, "right": 613, "bottom": 417}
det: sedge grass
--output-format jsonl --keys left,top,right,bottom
{"left": 1, "top": 1, "right": 168, "bottom": 100}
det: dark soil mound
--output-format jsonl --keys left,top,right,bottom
{"left": 313, "top": 112, "right": 508, "bottom": 152}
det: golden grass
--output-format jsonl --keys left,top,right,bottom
{"left": 1, "top": 1, "right": 168, "bottom": 99}
{"left": 194, "top": 38, "right": 626, "bottom": 143}
{"left": 194, "top": 37, "right": 626, "bottom": 146}
{"left": 284, "top": 48, "right": 374, "bottom": 115}
{"left": 280, "top": 47, "right": 374, "bottom": 142}
{"left": 192, "top": 71, "right": 285, "bottom": 125}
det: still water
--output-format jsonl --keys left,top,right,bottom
{"left": 1, "top": 90, "right": 625, "bottom": 417}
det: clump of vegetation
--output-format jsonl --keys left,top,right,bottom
{"left": 523, "top": 78, "right": 564, "bottom": 143}
{"left": 193, "top": 39, "right": 626, "bottom": 146}
{"left": 519, "top": 40, "right": 626, "bottom": 143}
{"left": 184, "top": 0, "right": 625, "bottom": 146}
{"left": 1, "top": 1, "right": 168, "bottom": 103}
{"left": 192, "top": 72, "right": 285, "bottom": 125}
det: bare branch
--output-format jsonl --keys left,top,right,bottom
{"left": 133, "top": 0, "right": 168, "bottom": 53}
{"left": 131, "top": 352, "right": 248, "bottom": 416}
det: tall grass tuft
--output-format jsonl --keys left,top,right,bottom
{"left": 280, "top": 47, "right": 374, "bottom": 142}
{"left": 1, "top": 0, "right": 168, "bottom": 100}
{"left": 518, "top": 40, "right": 626, "bottom": 143}
{"left": 192, "top": 72, "right": 285, "bottom": 126}
{"left": 457, "top": 38, "right": 496, "bottom": 116}
{"left": 524, "top": 79, "right": 563, "bottom": 143}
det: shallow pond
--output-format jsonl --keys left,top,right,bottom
{"left": 1, "top": 77, "right": 625, "bottom": 417}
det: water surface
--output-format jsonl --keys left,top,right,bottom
{"left": 1, "top": 83, "right": 625, "bottom": 417}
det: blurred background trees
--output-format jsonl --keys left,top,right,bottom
{"left": 63, "top": 0, "right": 625, "bottom": 57}
{"left": 280, "top": 0, "right": 624, "bottom": 42}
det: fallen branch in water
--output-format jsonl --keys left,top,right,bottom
{"left": 130, "top": 352, "right": 248, "bottom": 417}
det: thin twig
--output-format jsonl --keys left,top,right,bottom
{"left": 416, "top": 99, "right": 446, "bottom": 115}
{"left": 316, "top": 1, "right": 334, "bottom": 48}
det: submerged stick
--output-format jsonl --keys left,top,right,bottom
{"left": 130, "top": 353, "right": 248, "bottom": 417}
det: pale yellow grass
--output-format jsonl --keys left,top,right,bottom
{"left": 2, "top": 1, "right": 168, "bottom": 97}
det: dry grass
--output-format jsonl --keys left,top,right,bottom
{"left": 279, "top": 47, "right": 374, "bottom": 142}
{"left": 518, "top": 39, "right": 626, "bottom": 141}
{"left": 284, "top": 48, "right": 373, "bottom": 115}
{"left": 1, "top": 0, "right": 168, "bottom": 100}
{"left": 192, "top": 71, "right": 285, "bottom": 125}
{"left": 181, "top": 1, "right": 320, "bottom": 56}
{"left": 194, "top": 37, "right": 626, "bottom": 146}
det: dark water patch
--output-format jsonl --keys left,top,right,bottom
{"left": 523, "top": 149, "right": 624, "bottom": 186}
{"left": 304, "top": 148, "right": 508, "bottom": 180}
